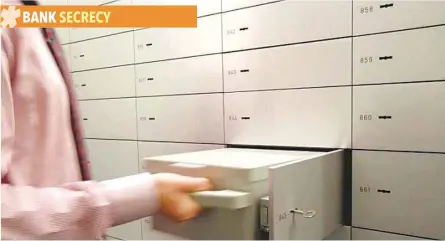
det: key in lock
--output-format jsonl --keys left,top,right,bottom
{"left": 290, "top": 209, "right": 316, "bottom": 218}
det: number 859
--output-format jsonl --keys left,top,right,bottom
{"left": 360, "top": 6, "right": 373, "bottom": 14}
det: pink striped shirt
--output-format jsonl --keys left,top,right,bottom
{"left": 1, "top": 27, "right": 159, "bottom": 239}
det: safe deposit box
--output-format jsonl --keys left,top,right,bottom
{"left": 145, "top": 148, "right": 344, "bottom": 240}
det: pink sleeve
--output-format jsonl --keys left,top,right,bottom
{"left": 1, "top": 30, "right": 160, "bottom": 239}
{"left": 1, "top": 175, "right": 160, "bottom": 239}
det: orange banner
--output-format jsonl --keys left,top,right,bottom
{"left": 0, "top": 5, "right": 197, "bottom": 28}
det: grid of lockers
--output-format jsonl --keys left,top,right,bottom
{"left": 46, "top": 0, "right": 445, "bottom": 240}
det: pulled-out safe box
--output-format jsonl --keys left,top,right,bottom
{"left": 144, "top": 148, "right": 345, "bottom": 240}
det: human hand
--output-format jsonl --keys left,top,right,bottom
{"left": 152, "top": 173, "right": 212, "bottom": 222}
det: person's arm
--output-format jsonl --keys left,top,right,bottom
{"left": 1, "top": 174, "right": 159, "bottom": 239}
{"left": 1, "top": 30, "right": 159, "bottom": 239}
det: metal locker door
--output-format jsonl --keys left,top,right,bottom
{"left": 269, "top": 150, "right": 344, "bottom": 240}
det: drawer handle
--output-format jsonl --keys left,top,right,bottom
{"left": 147, "top": 78, "right": 154, "bottom": 81}
{"left": 241, "top": 116, "right": 250, "bottom": 120}
{"left": 79, "top": 54, "right": 85, "bottom": 58}
{"left": 170, "top": 163, "right": 206, "bottom": 169}
{"left": 380, "top": 3, "right": 394, "bottom": 8}
{"left": 240, "top": 69, "right": 250, "bottom": 73}
{"left": 378, "top": 115, "right": 392, "bottom": 120}
{"left": 191, "top": 190, "right": 252, "bottom": 210}
{"left": 379, "top": 56, "right": 393, "bottom": 60}
{"left": 148, "top": 117, "right": 156, "bottom": 121}
{"left": 239, "top": 27, "right": 249, "bottom": 31}
{"left": 290, "top": 209, "right": 316, "bottom": 218}
{"left": 83, "top": 118, "right": 88, "bottom": 121}
{"left": 146, "top": 43, "right": 153, "bottom": 47}
{"left": 81, "top": 84, "right": 86, "bottom": 87}
{"left": 377, "top": 189, "right": 391, "bottom": 194}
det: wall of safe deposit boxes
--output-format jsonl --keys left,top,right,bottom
{"left": 46, "top": 0, "right": 445, "bottom": 240}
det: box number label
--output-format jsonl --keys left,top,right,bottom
{"left": 360, "top": 6, "right": 374, "bottom": 14}
{"left": 360, "top": 186, "right": 371, "bottom": 193}
{"left": 360, "top": 57, "right": 373, "bottom": 64}
{"left": 226, "top": 29, "right": 236, "bottom": 35}
{"left": 359, "top": 114, "right": 373, "bottom": 121}
{"left": 278, "top": 212, "right": 288, "bottom": 222}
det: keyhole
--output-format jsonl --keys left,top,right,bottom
{"left": 380, "top": 3, "right": 394, "bottom": 8}
{"left": 379, "top": 56, "right": 393, "bottom": 60}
